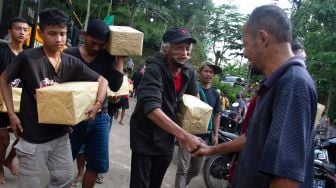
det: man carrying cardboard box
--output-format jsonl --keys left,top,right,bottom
{"left": 175, "top": 62, "right": 222, "bottom": 188}
{"left": 0, "top": 17, "right": 29, "bottom": 185}
{"left": 130, "top": 28, "right": 203, "bottom": 188}
{"left": 0, "top": 8, "right": 108, "bottom": 187}
{"left": 63, "top": 19, "right": 124, "bottom": 187}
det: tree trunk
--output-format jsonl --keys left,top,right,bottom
{"left": 326, "top": 82, "right": 333, "bottom": 115}
{"left": 129, "top": 0, "right": 136, "bottom": 26}
{"left": 84, "top": 0, "right": 91, "bottom": 30}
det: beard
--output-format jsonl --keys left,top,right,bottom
{"left": 171, "top": 59, "right": 185, "bottom": 68}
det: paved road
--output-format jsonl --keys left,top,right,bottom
{"left": 2, "top": 97, "right": 206, "bottom": 188}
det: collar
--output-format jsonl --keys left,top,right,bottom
{"left": 260, "top": 55, "right": 305, "bottom": 92}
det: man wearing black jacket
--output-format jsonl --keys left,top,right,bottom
{"left": 129, "top": 28, "right": 203, "bottom": 188}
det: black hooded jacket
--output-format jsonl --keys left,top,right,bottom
{"left": 130, "top": 53, "right": 198, "bottom": 155}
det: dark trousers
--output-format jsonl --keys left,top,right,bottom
{"left": 130, "top": 152, "right": 173, "bottom": 188}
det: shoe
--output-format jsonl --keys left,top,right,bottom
{"left": 71, "top": 179, "right": 81, "bottom": 187}
{"left": 96, "top": 174, "right": 104, "bottom": 184}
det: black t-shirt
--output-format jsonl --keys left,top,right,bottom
{"left": 3, "top": 47, "right": 100, "bottom": 143}
{"left": 0, "top": 43, "right": 16, "bottom": 127}
{"left": 63, "top": 47, "right": 124, "bottom": 111}
{"left": 202, "top": 87, "right": 221, "bottom": 114}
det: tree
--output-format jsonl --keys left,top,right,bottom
{"left": 292, "top": 0, "right": 336, "bottom": 120}
{"left": 207, "top": 4, "right": 245, "bottom": 66}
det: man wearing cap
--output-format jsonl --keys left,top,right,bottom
{"left": 63, "top": 19, "right": 124, "bottom": 188}
{"left": 175, "top": 62, "right": 222, "bottom": 188}
{"left": 129, "top": 28, "right": 203, "bottom": 188}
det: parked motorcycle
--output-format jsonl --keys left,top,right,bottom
{"left": 203, "top": 130, "right": 238, "bottom": 188}
{"left": 314, "top": 129, "right": 336, "bottom": 188}
{"left": 220, "top": 102, "right": 243, "bottom": 135}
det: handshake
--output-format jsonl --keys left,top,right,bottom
{"left": 176, "top": 134, "right": 214, "bottom": 157}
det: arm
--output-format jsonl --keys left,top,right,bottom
{"left": 147, "top": 108, "right": 203, "bottom": 153}
{"left": 107, "top": 56, "right": 124, "bottom": 91}
{"left": 269, "top": 177, "right": 299, "bottom": 188}
{"left": 194, "top": 134, "right": 246, "bottom": 156}
{"left": 85, "top": 76, "right": 108, "bottom": 119}
{"left": 114, "top": 56, "right": 124, "bottom": 74}
{"left": 0, "top": 73, "right": 22, "bottom": 137}
{"left": 212, "top": 113, "right": 220, "bottom": 145}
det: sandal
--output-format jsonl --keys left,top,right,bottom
{"left": 96, "top": 174, "right": 104, "bottom": 184}
{"left": 71, "top": 179, "right": 81, "bottom": 187}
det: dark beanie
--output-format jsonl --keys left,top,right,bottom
{"left": 86, "top": 19, "right": 110, "bottom": 41}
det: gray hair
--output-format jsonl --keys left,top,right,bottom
{"left": 246, "top": 5, "right": 292, "bottom": 43}
{"left": 162, "top": 42, "right": 193, "bottom": 53}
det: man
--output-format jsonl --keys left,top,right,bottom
{"left": 63, "top": 19, "right": 124, "bottom": 187}
{"left": 175, "top": 62, "right": 221, "bottom": 188}
{"left": 232, "top": 5, "right": 317, "bottom": 187}
{"left": 291, "top": 39, "right": 307, "bottom": 60}
{"left": 129, "top": 28, "right": 203, "bottom": 188}
{"left": 0, "top": 8, "right": 108, "bottom": 187}
{"left": 0, "top": 17, "right": 29, "bottom": 184}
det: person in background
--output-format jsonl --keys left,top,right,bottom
{"left": 126, "top": 57, "right": 134, "bottom": 73}
{"left": 63, "top": 19, "right": 124, "bottom": 187}
{"left": 220, "top": 90, "right": 230, "bottom": 112}
{"left": 0, "top": 8, "right": 108, "bottom": 187}
{"left": 129, "top": 28, "right": 203, "bottom": 188}
{"left": 131, "top": 65, "right": 145, "bottom": 97}
{"left": 175, "top": 62, "right": 221, "bottom": 188}
{"left": 118, "top": 68, "right": 130, "bottom": 125}
{"left": 0, "top": 17, "right": 29, "bottom": 184}
{"left": 291, "top": 39, "right": 307, "bottom": 60}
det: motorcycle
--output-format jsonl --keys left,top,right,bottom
{"left": 203, "top": 130, "right": 238, "bottom": 188}
{"left": 220, "top": 102, "right": 243, "bottom": 135}
{"left": 314, "top": 129, "right": 336, "bottom": 188}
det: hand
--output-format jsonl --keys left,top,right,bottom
{"left": 181, "top": 134, "right": 203, "bottom": 154}
{"left": 85, "top": 102, "right": 101, "bottom": 120}
{"left": 8, "top": 113, "right": 23, "bottom": 138}
{"left": 193, "top": 143, "right": 212, "bottom": 157}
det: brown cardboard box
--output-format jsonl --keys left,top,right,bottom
{"left": 315, "top": 103, "right": 325, "bottom": 128}
{"left": 36, "top": 82, "right": 98, "bottom": 125}
{"left": 106, "top": 26, "right": 144, "bottom": 56}
{"left": 0, "top": 87, "right": 22, "bottom": 112}
{"left": 107, "top": 76, "right": 130, "bottom": 97}
{"left": 177, "top": 94, "right": 213, "bottom": 134}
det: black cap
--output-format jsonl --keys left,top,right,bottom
{"left": 200, "top": 62, "right": 222, "bottom": 75}
{"left": 86, "top": 19, "right": 110, "bottom": 41}
{"left": 162, "top": 28, "right": 196, "bottom": 44}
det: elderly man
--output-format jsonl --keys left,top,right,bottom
{"left": 129, "top": 28, "right": 203, "bottom": 188}
{"left": 231, "top": 5, "right": 317, "bottom": 188}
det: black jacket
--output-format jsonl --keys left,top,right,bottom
{"left": 130, "top": 53, "right": 198, "bottom": 155}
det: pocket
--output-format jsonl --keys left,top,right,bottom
{"left": 14, "top": 138, "right": 37, "bottom": 155}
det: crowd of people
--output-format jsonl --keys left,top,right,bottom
{"left": 0, "top": 4, "right": 328, "bottom": 188}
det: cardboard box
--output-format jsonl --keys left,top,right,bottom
{"left": 107, "top": 76, "right": 130, "bottom": 97}
{"left": 177, "top": 94, "right": 213, "bottom": 134}
{"left": 315, "top": 103, "right": 325, "bottom": 128}
{"left": 0, "top": 88, "right": 22, "bottom": 112}
{"left": 106, "top": 26, "right": 144, "bottom": 56}
{"left": 36, "top": 82, "right": 98, "bottom": 125}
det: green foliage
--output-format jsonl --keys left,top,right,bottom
{"left": 112, "top": 7, "right": 132, "bottom": 26}
{"left": 292, "top": 0, "right": 336, "bottom": 120}
{"left": 207, "top": 4, "right": 246, "bottom": 65}
{"left": 212, "top": 76, "right": 245, "bottom": 103}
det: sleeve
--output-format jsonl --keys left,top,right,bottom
{"left": 136, "top": 63, "right": 163, "bottom": 115}
{"left": 106, "top": 64, "right": 123, "bottom": 92}
{"left": 185, "top": 69, "right": 198, "bottom": 96}
{"left": 258, "top": 79, "right": 316, "bottom": 182}
{"left": 3, "top": 52, "right": 25, "bottom": 82}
